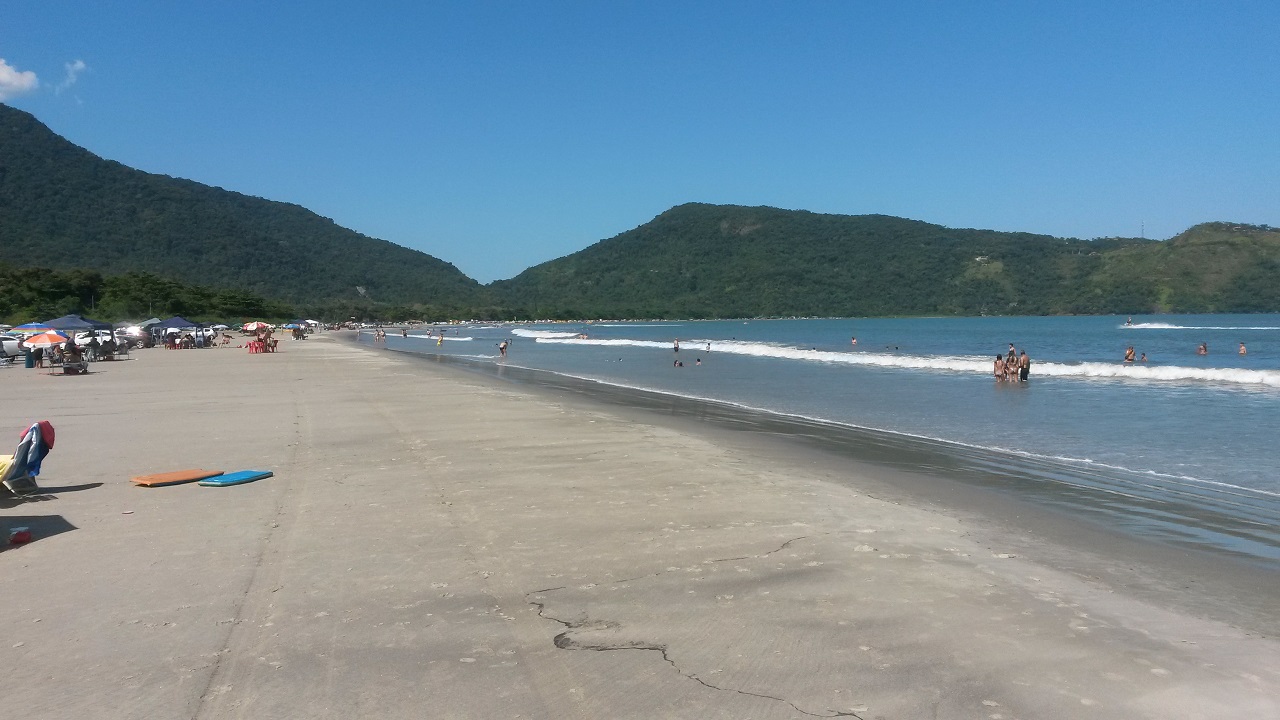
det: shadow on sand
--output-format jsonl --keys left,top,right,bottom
{"left": 0, "top": 514, "right": 77, "bottom": 551}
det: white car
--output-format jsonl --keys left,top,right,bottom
{"left": 0, "top": 335, "right": 23, "bottom": 359}
{"left": 73, "top": 330, "right": 117, "bottom": 348}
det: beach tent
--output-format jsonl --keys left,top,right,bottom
{"left": 152, "top": 316, "right": 206, "bottom": 330}
{"left": 45, "top": 314, "right": 112, "bottom": 332}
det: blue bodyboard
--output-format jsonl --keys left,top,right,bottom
{"left": 199, "top": 470, "right": 273, "bottom": 487}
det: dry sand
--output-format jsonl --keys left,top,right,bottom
{"left": 2, "top": 335, "right": 1277, "bottom": 719}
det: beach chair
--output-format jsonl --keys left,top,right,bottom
{"left": 0, "top": 421, "right": 54, "bottom": 496}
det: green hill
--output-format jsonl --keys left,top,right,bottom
{"left": 0, "top": 103, "right": 483, "bottom": 309}
{"left": 490, "top": 204, "right": 1279, "bottom": 319}
{"left": 5, "top": 103, "right": 1275, "bottom": 321}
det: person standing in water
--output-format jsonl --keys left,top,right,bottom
{"left": 673, "top": 339, "right": 679, "bottom": 353}
{"left": 498, "top": 340, "right": 508, "bottom": 357}
{"left": 1124, "top": 346, "right": 1136, "bottom": 363}
{"left": 1018, "top": 350, "right": 1030, "bottom": 381}
{"left": 1239, "top": 342, "right": 1247, "bottom": 355}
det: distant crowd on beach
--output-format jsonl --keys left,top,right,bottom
{"left": 994, "top": 343, "right": 1030, "bottom": 382}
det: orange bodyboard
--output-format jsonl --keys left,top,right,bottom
{"left": 131, "top": 469, "right": 224, "bottom": 487}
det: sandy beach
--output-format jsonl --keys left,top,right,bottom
{"left": 2, "top": 334, "right": 1277, "bottom": 719}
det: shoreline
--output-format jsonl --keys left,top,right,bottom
{"left": 4, "top": 335, "right": 1278, "bottom": 718}
{"left": 374, "top": 340, "right": 1280, "bottom": 636}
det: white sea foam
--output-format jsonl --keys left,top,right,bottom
{"left": 406, "top": 334, "right": 473, "bottom": 341}
{"left": 1032, "top": 361, "right": 1278, "bottom": 386}
{"left": 533, "top": 336, "right": 1280, "bottom": 387}
{"left": 511, "top": 328, "right": 584, "bottom": 339}
{"left": 592, "top": 323, "right": 686, "bottom": 328}
{"left": 1125, "top": 322, "right": 1280, "bottom": 331}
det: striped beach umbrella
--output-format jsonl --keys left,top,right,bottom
{"left": 23, "top": 331, "right": 69, "bottom": 346}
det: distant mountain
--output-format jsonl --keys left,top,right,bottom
{"left": 491, "top": 204, "right": 1279, "bottom": 318}
{"left": 6, "top": 103, "right": 1275, "bottom": 322}
{"left": 0, "top": 103, "right": 483, "bottom": 308}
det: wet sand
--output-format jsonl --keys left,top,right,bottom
{"left": 2, "top": 335, "right": 1277, "bottom": 719}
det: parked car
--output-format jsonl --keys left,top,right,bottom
{"left": 114, "top": 327, "right": 154, "bottom": 348}
{"left": 73, "top": 330, "right": 116, "bottom": 347}
{"left": 0, "top": 334, "right": 23, "bottom": 359}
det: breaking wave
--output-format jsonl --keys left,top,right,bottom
{"left": 530, "top": 336, "right": 1280, "bottom": 387}
{"left": 1125, "top": 322, "right": 1280, "bottom": 331}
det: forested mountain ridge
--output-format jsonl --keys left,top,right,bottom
{"left": 490, "top": 204, "right": 1279, "bottom": 318}
{"left": 4, "top": 103, "right": 1276, "bottom": 321}
{"left": 0, "top": 103, "right": 483, "bottom": 309}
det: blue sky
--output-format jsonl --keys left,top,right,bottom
{"left": 4, "top": 1, "right": 1277, "bottom": 282}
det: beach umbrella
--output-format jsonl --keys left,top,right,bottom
{"left": 24, "top": 331, "right": 69, "bottom": 346}
{"left": 11, "top": 323, "right": 54, "bottom": 334}
{"left": 243, "top": 321, "right": 271, "bottom": 331}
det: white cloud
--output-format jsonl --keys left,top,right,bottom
{"left": 0, "top": 58, "right": 39, "bottom": 101}
{"left": 56, "top": 59, "right": 87, "bottom": 94}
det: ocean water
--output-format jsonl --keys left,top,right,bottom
{"left": 366, "top": 314, "right": 1280, "bottom": 562}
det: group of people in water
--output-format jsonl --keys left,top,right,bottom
{"left": 994, "top": 343, "right": 1031, "bottom": 382}
{"left": 1123, "top": 341, "right": 1247, "bottom": 363}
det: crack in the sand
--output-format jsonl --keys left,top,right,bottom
{"left": 610, "top": 533, "right": 823, "bottom": 585}
{"left": 526, "top": 535, "right": 864, "bottom": 719}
